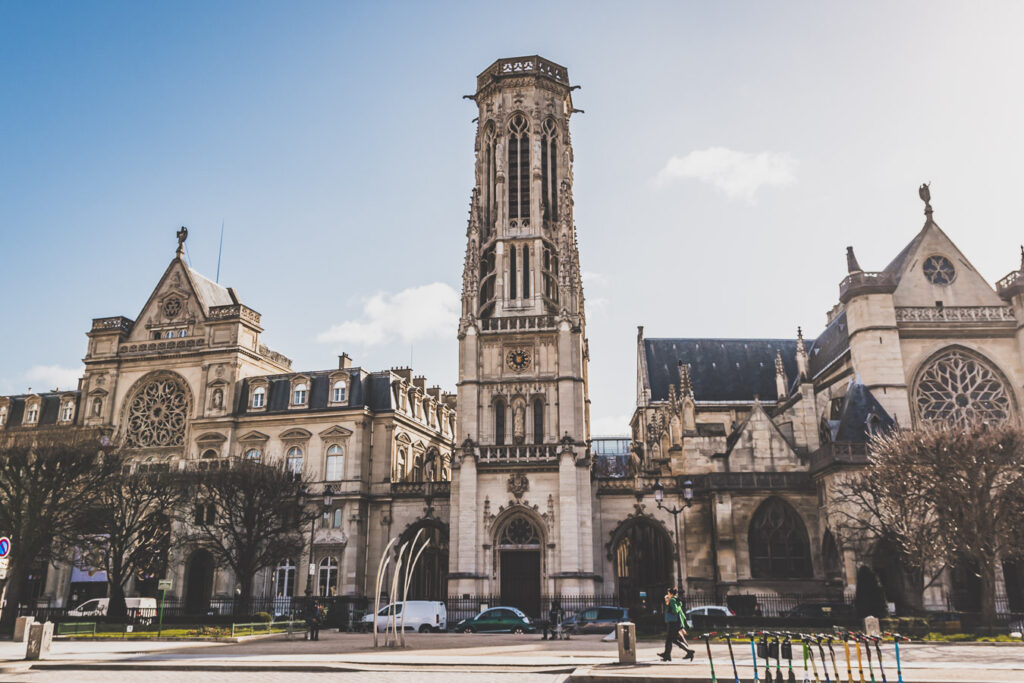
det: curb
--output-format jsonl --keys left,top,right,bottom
{"left": 22, "top": 661, "right": 580, "bottom": 674}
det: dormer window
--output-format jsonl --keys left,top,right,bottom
{"left": 60, "top": 402, "right": 74, "bottom": 423}
{"left": 0, "top": 405, "right": 7, "bottom": 426}
{"left": 293, "top": 383, "right": 307, "bottom": 406}
{"left": 26, "top": 405, "right": 39, "bottom": 424}
{"left": 252, "top": 386, "right": 266, "bottom": 409}
{"left": 332, "top": 381, "right": 347, "bottom": 403}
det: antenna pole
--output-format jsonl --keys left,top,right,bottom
{"left": 216, "top": 221, "right": 225, "bottom": 282}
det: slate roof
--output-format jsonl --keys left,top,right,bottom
{"left": 881, "top": 223, "right": 928, "bottom": 281}
{"left": 823, "top": 380, "right": 895, "bottom": 443}
{"left": 237, "top": 368, "right": 395, "bottom": 416}
{"left": 806, "top": 311, "right": 850, "bottom": 380}
{"left": 644, "top": 338, "right": 798, "bottom": 403}
{"left": 188, "top": 267, "right": 236, "bottom": 309}
{"left": 2, "top": 392, "right": 80, "bottom": 428}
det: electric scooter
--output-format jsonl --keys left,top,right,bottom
{"left": 725, "top": 633, "right": 740, "bottom": 683}
{"left": 701, "top": 632, "right": 718, "bottom": 683}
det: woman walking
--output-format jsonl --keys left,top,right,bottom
{"left": 658, "top": 587, "right": 695, "bottom": 662}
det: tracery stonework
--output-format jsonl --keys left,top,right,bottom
{"left": 124, "top": 375, "right": 189, "bottom": 447}
{"left": 914, "top": 348, "right": 1013, "bottom": 426}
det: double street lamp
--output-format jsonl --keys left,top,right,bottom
{"left": 651, "top": 478, "right": 694, "bottom": 592}
{"left": 298, "top": 483, "right": 335, "bottom": 598}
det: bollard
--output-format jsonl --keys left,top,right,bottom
{"left": 25, "top": 622, "right": 53, "bottom": 661}
{"left": 13, "top": 616, "right": 34, "bottom": 643}
{"left": 863, "top": 616, "right": 880, "bottom": 638}
{"left": 616, "top": 621, "right": 637, "bottom": 665}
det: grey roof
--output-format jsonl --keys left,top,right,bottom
{"left": 881, "top": 223, "right": 928, "bottom": 280}
{"left": 237, "top": 368, "right": 394, "bottom": 416}
{"left": 644, "top": 338, "right": 798, "bottom": 403}
{"left": 188, "top": 267, "right": 235, "bottom": 309}
{"left": 2, "top": 391, "right": 80, "bottom": 428}
{"left": 827, "top": 380, "right": 895, "bottom": 443}
{"left": 806, "top": 311, "right": 850, "bottom": 379}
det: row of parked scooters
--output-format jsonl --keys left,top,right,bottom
{"left": 695, "top": 630, "right": 910, "bottom": 683}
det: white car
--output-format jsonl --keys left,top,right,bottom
{"left": 361, "top": 601, "right": 447, "bottom": 633}
{"left": 685, "top": 605, "right": 735, "bottom": 618}
{"left": 68, "top": 597, "right": 158, "bottom": 622}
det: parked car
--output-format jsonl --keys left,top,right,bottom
{"left": 561, "top": 606, "right": 628, "bottom": 634}
{"left": 67, "top": 597, "right": 158, "bottom": 623}
{"left": 781, "top": 602, "right": 855, "bottom": 619}
{"left": 685, "top": 605, "right": 736, "bottom": 619}
{"left": 455, "top": 606, "right": 535, "bottom": 633}
{"left": 360, "top": 601, "right": 447, "bottom": 632}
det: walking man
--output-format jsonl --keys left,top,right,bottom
{"left": 658, "top": 587, "right": 694, "bottom": 662}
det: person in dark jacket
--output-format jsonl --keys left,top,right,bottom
{"left": 306, "top": 599, "right": 321, "bottom": 641}
{"left": 658, "top": 587, "right": 694, "bottom": 662}
{"left": 542, "top": 601, "right": 564, "bottom": 640}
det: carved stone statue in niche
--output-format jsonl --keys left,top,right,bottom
{"left": 212, "top": 388, "right": 223, "bottom": 410}
{"left": 512, "top": 403, "right": 525, "bottom": 444}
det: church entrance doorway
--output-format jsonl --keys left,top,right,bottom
{"left": 613, "top": 518, "right": 672, "bottom": 606}
{"left": 185, "top": 549, "right": 214, "bottom": 614}
{"left": 500, "top": 550, "right": 540, "bottom": 618}
{"left": 495, "top": 514, "right": 543, "bottom": 618}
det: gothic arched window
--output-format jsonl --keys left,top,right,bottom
{"left": 533, "top": 398, "right": 544, "bottom": 444}
{"left": 507, "top": 114, "right": 530, "bottom": 222}
{"left": 541, "top": 118, "right": 558, "bottom": 221}
{"left": 494, "top": 398, "right": 506, "bottom": 446}
{"left": 509, "top": 245, "right": 518, "bottom": 299}
{"left": 124, "top": 374, "right": 189, "bottom": 448}
{"left": 914, "top": 347, "right": 1014, "bottom": 426}
{"left": 522, "top": 245, "right": 530, "bottom": 298}
{"left": 748, "top": 497, "right": 812, "bottom": 579}
{"left": 482, "top": 121, "right": 496, "bottom": 236}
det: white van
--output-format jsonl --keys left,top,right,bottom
{"left": 361, "top": 601, "right": 447, "bottom": 632}
{"left": 68, "top": 597, "right": 158, "bottom": 622}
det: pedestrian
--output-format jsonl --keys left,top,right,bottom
{"left": 542, "top": 600, "right": 563, "bottom": 640}
{"left": 306, "top": 599, "right": 321, "bottom": 641}
{"left": 658, "top": 587, "right": 694, "bottom": 662}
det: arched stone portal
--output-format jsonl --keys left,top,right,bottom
{"left": 400, "top": 520, "right": 449, "bottom": 601}
{"left": 495, "top": 513, "right": 543, "bottom": 618}
{"left": 184, "top": 549, "right": 214, "bottom": 614}
{"left": 609, "top": 516, "right": 673, "bottom": 606}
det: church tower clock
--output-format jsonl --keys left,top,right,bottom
{"left": 449, "top": 56, "right": 596, "bottom": 608}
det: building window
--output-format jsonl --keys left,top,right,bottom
{"left": 92, "top": 397, "right": 103, "bottom": 417}
{"left": 245, "top": 448, "right": 261, "bottom": 463}
{"left": 0, "top": 406, "right": 6, "bottom": 426}
{"left": 293, "top": 383, "right": 307, "bottom": 405}
{"left": 194, "top": 503, "right": 215, "bottom": 526}
{"left": 507, "top": 113, "right": 530, "bottom": 221}
{"left": 494, "top": 399, "right": 506, "bottom": 446}
{"left": 201, "top": 449, "right": 217, "bottom": 459}
{"left": 286, "top": 446, "right": 303, "bottom": 477}
{"left": 509, "top": 245, "right": 518, "bottom": 300}
{"left": 541, "top": 118, "right": 558, "bottom": 221}
{"left": 124, "top": 375, "right": 190, "bottom": 448}
{"left": 26, "top": 405, "right": 39, "bottom": 424}
{"left": 322, "top": 507, "right": 343, "bottom": 529}
{"left": 274, "top": 559, "right": 296, "bottom": 598}
{"left": 522, "top": 246, "right": 530, "bottom": 298}
{"left": 533, "top": 399, "right": 544, "bottom": 444}
{"left": 748, "top": 497, "right": 812, "bottom": 579}
{"left": 318, "top": 556, "right": 339, "bottom": 596}
{"left": 60, "top": 402, "right": 74, "bottom": 422}
{"left": 332, "top": 381, "right": 347, "bottom": 403}
{"left": 325, "top": 445, "right": 343, "bottom": 480}
{"left": 914, "top": 347, "right": 1014, "bottom": 426}
{"left": 252, "top": 386, "right": 265, "bottom": 408}
{"left": 482, "top": 121, "right": 496, "bottom": 235}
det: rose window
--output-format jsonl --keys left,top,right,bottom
{"left": 124, "top": 376, "right": 189, "bottom": 447}
{"left": 914, "top": 348, "right": 1013, "bottom": 426}
{"left": 499, "top": 517, "right": 540, "bottom": 546}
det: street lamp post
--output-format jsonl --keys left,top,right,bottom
{"left": 652, "top": 479, "right": 693, "bottom": 592}
{"left": 300, "top": 484, "right": 335, "bottom": 598}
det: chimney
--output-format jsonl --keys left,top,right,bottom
{"left": 391, "top": 367, "right": 413, "bottom": 382}
{"left": 413, "top": 376, "right": 427, "bottom": 391}
{"left": 338, "top": 353, "right": 353, "bottom": 369}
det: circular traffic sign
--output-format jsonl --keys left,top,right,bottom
{"left": 0, "top": 537, "right": 10, "bottom": 558}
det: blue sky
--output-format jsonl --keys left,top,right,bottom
{"left": 2, "top": 1, "right": 1023, "bottom": 434}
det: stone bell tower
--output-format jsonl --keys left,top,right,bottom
{"left": 449, "top": 56, "right": 596, "bottom": 610}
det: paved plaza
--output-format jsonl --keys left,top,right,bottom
{"left": 0, "top": 632, "right": 1023, "bottom": 682}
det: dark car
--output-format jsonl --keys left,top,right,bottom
{"left": 781, "top": 602, "right": 855, "bottom": 619}
{"left": 455, "top": 606, "right": 536, "bottom": 634}
{"left": 561, "top": 606, "right": 628, "bottom": 634}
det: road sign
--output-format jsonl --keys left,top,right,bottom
{"left": 0, "top": 537, "right": 11, "bottom": 557}
{"left": 158, "top": 579, "right": 173, "bottom": 591}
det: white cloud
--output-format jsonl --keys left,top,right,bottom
{"left": 22, "top": 365, "right": 83, "bottom": 392}
{"left": 656, "top": 147, "right": 797, "bottom": 201}
{"left": 316, "top": 283, "right": 460, "bottom": 348}
{"left": 590, "top": 412, "right": 633, "bottom": 437}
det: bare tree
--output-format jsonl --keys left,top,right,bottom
{"left": 0, "top": 431, "right": 113, "bottom": 633}
{"left": 176, "top": 461, "right": 315, "bottom": 614}
{"left": 832, "top": 419, "right": 1024, "bottom": 623}
{"left": 75, "top": 456, "right": 175, "bottom": 620}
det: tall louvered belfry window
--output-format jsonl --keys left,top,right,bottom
{"left": 541, "top": 118, "right": 558, "bottom": 221}
{"left": 507, "top": 114, "right": 530, "bottom": 222}
{"left": 482, "top": 121, "right": 496, "bottom": 238}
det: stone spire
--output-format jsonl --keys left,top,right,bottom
{"left": 775, "top": 350, "right": 788, "bottom": 399}
{"left": 846, "top": 246, "right": 862, "bottom": 274}
{"left": 677, "top": 361, "right": 693, "bottom": 398}
{"left": 795, "top": 326, "right": 809, "bottom": 380}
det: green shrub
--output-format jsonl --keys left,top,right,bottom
{"left": 253, "top": 612, "right": 273, "bottom": 623}
{"left": 854, "top": 565, "right": 888, "bottom": 619}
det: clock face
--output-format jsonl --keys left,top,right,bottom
{"left": 506, "top": 348, "right": 532, "bottom": 372}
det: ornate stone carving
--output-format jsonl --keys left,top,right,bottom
{"left": 915, "top": 347, "right": 1014, "bottom": 425}
{"left": 124, "top": 375, "right": 189, "bottom": 448}
{"left": 508, "top": 472, "right": 529, "bottom": 499}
